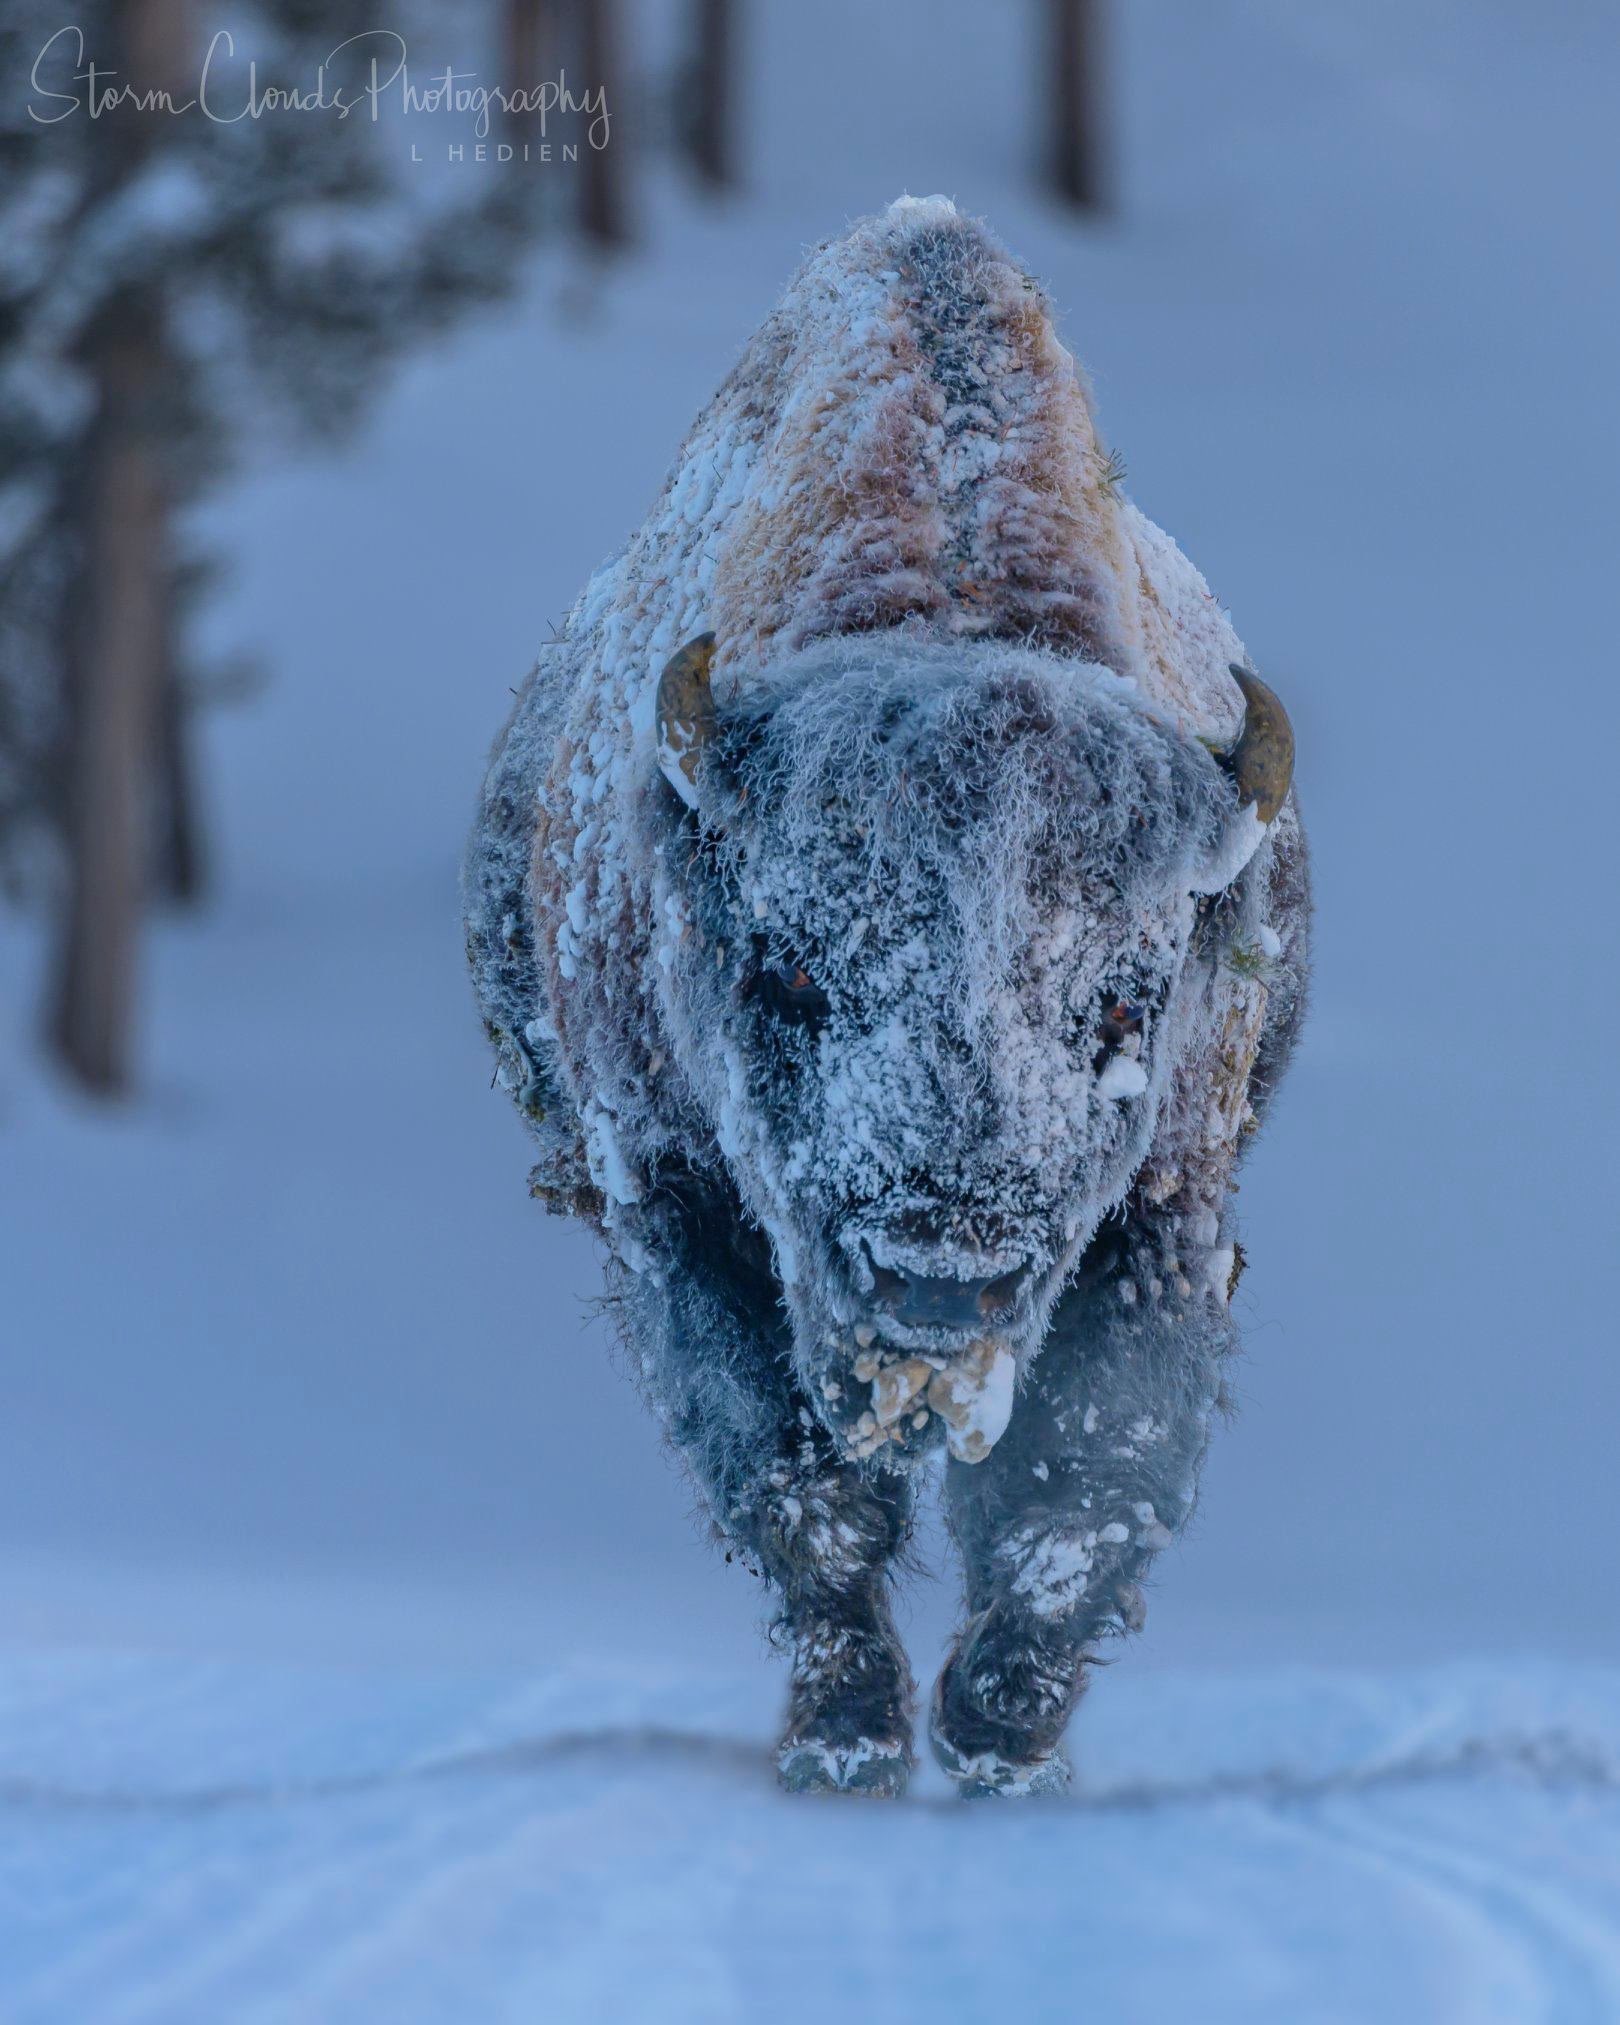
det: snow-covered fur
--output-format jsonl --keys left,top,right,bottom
{"left": 465, "top": 198, "right": 1310, "bottom": 1797}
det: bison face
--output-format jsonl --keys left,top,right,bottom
{"left": 649, "top": 636, "right": 1286, "bottom": 1466}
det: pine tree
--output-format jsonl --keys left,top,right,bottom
{"left": 0, "top": 0, "right": 547, "bottom": 1090}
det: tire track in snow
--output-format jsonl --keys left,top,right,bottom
{"left": 1261, "top": 1800, "right": 1558, "bottom": 2022}
{"left": 149, "top": 1795, "right": 565, "bottom": 2025}
{"left": 1311, "top": 1802, "right": 1620, "bottom": 2025}
{"left": 11, "top": 1779, "right": 530, "bottom": 2025}
{"left": 1230, "top": 1800, "right": 1538, "bottom": 2024}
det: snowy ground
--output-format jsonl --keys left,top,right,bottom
{"left": 5, "top": 0, "right": 1620, "bottom": 2016}
{"left": 8, "top": 1656, "right": 1620, "bottom": 2023}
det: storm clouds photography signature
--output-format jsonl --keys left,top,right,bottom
{"left": 27, "top": 25, "right": 611, "bottom": 144}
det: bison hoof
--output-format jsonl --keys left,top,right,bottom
{"left": 930, "top": 1727, "right": 1072, "bottom": 1799}
{"left": 777, "top": 1736, "right": 911, "bottom": 1798}
{"left": 929, "top": 1649, "right": 1075, "bottom": 1798}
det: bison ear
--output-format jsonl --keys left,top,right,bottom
{"left": 655, "top": 632, "right": 718, "bottom": 810}
{"left": 1220, "top": 664, "right": 1294, "bottom": 825}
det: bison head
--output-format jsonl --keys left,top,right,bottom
{"left": 647, "top": 633, "right": 1291, "bottom": 1467}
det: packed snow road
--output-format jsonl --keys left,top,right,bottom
{"left": 6, "top": 1655, "right": 1620, "bottom": 2023}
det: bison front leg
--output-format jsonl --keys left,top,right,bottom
{"left": 607, "top": 1176, "right": 916, "bottom": 1796}
{"left": 754, "top": 1446, "right": 916, "bottom": 1798}
{"left": 936, "top": 1210, "right": 1236, "bottom": 1796}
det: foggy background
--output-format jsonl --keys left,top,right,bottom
{"left": 4, "top": 0, "right": 1618, "bottom": 1704}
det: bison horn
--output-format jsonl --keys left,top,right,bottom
{"left": 1222, "top": 664, "right": 1295, "bottom": 824}
{"left": 655, "top": 632, "right": 717, "bottom": 809}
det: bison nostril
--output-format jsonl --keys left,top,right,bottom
{"left": 978, "top": 1260, "right": 1031, "bottom": 1316}
{"left": 867, "top": 1259, "right": 907, "bottom": 1305}
{"left": 870, "top": 1257, "right": 1032, "bottom": 1327}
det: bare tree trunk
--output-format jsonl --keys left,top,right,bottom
{"left": 503, "top": 0, "right": 556, "bottom": 141}
{"left": 1044, "top": 0, "right": 1111, "bottom": 213}
{"left": 683, "top": 0, "right": 738, "bottom": 191}
{"left": 48, "top": 316, "right": 168, "bottom": 1092}
{"left": 504, "top": 0, "right": 551, "bottom": 89}
{"left": 578, "top": 0, "right": 630, "bottom": 247}
{"left": 154, "top": 653, "right": 204, "bottom": 906}
{"left": 45, "top": 0, "right": 192, "bottom": 1091}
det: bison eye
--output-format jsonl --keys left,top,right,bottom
{"left": 1091, "top": 996, "right": 1146, "bottom": 1073}
{"left": 755, "top": 955, "right": 831, "bottom": 1031}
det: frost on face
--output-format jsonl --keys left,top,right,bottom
{"left": 643, "top": 637, "right": 1253, "bottom": 1459}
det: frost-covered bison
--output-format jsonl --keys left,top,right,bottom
{"left": 465, "top": 198, "right": 1309, "bottom": 1798}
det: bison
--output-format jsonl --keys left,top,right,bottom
{"left": 465, "top": 197, "right": 1309, "bottom": 1798}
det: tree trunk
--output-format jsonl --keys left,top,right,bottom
{"left": 1045, "top": 0, "right": 1111, "bottom": 213}
{"left": 684, "top": 0, "right": 737, "bottom": 191}
{"left": 47, "top": 316, "right": 169, "bottom": 1093}
{"left": 578, "top": 0, "right": 630, "bottom": 247}
{"left": 154, "top": 655, "right": 204, "bottom": 906}
{"left": 44, "top": 0, "right": 193, "bottom": 1090}
{"left": 503, "top": 0, "right": 556, "bottom": 141}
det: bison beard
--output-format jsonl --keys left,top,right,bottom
{"left": 464, "top": 198, "right": 1310, "bottom": 1797}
